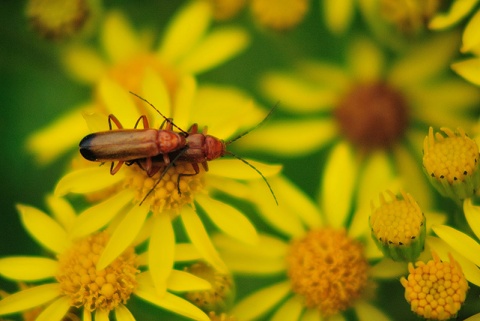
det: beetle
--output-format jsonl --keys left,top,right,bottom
{"left": 133, "top": 109, "right": 278, "bottom": 205}
{"left": 79, "top": 97, "right": 188, "bottom": 176}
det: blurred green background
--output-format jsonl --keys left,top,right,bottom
{"left": 1, "top": 1, "right": 480, "bottom": 320}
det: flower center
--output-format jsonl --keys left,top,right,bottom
{"left": 380, "top": 0, "right": 441, "bottom": 35}
{"left": 184, "top": 262, "right": 234, "bottom": 313}
{"left": 286, "top": 228, "right": 369, "bottom": 317}
{"left": 250, "top": 0, "right": 309, "bottom": 30}
{"left": 26, "top": 0, "right": 90, "bottom": 40}
{"left": 423, "top": 127, "right": 479, "bottom": 184}
{"left": 123, "top": 162, "right": 205, "bottom": 215}
{"left": 400, "top": 252, "right": 469, "bottom": 320}
{"left": 56, "top": 232, "right": 138, "bottom": 312}
{"left": 370, "top": 191, "right": 424, "bottom": 246}
{"left": 334, "top": 82, "right": 409, "bottom": 150}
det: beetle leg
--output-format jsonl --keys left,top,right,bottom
{"left": 108, "top": 114, "right": 123, "bottom": 130}
{"left": 133, "top": 115, "right": 149, "bottom": 129}
{"left": 110, "top": 161, "right": 124, "bottom": 175}
{"left": 176, "top": 163, "right": 200, "bottom": 195}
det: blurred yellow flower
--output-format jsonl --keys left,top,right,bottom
{"left": 240, "top": 32, "right": 480, "bottom": 208}
{"left": 54, "top": 76, "right": 281, "bottom": 294}
{"left": 27, "top": 1, "right": 250, "bottom": 164}
{"left": 0, "top": 197, "right": 212, "bottom": 321}
{"left": 213, "top": 145, "right": 413, "bottom": 320}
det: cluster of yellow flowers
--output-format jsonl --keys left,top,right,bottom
{"left": 1, "top": 0, "right": 480, "bottom": 320}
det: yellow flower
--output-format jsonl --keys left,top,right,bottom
{"left": 400, "top": 252, "right": 469, "bottom": 320}
{"left": 213, "top": 143, "right": 425, "bottom": 320}
{"left": 205, "top": 0, "right": 309, "bottom": 30}
{"left": 54, "top": 77, "right": 281, "bottom": 294}
{"left": 0, "top": 197, "right": 213, "bottom": 321}
{"left": 427, "top": 198, "right": 480, "bottom": 288}
{"left": 429, "top": 0, "right": 480, "bottom": 85}
{"left": 240, "top": 32, "right": 480, "bottom": 208}
{"left": 27, "top": 1, "right": 250, "bottom": 164}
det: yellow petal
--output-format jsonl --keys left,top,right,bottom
{"left": 181, "top": 206, "right": 228, "bottom": 273}
{"left": 355, "top": 301, "right": 391, "bottom": 321}
{"left": 98, "top": 77, "right": 142, "bottom": 122}
{"left": 36, "top": 296, "right": 71, "bottom": 321}
{"left": 321, "top": 141, "right": 357, "bottom": 228}
{"left": 196, "top": 194, "right": 258, "bottom": 245}
{"left": 149, "top": 215, "right": 174, "bottom": 295}
{"left": 16, "top": 204, "right": 68, "bottom": 254}
{"left": 82, "top": 111, "right": 110, "bottom": 132}
{"left": 71, "top": 189, "right": 135, "bottom": 239}
{"left": 171, "top": 75, "right": 196, "bottom": 130}
{"left": 97, "top": 203, "right": 149, "bottom": 270}
{"left": 157, "top": 1, "right": 211, "bottom": 64}
{"left": 271, "top": 295, "right": 303, "bottom": 321}
{"left": 462, "top": 10, "right": 480, "bottom": 52}
{"left": 452, "top": 58, "right": 480, "bottom": 86}
{"left": 62, "top": 45, "right": 107, "bottom": 84}
{"left": 369, "top": 258, "right": 407, "bottom": 279}
{"left": 190, "top": 85, "right": 265, "bottom": 139}
{"left": 236, "top": 119, "right": 337, "bottom": 156}
{"left": 207, "top": 176, "right": 252, "bottom": 200}
{"left": 427, "top": 236, "right": 480, "bottom": 286}
{"left": 115, "top": 304, "right": 135, "bottom": 321}
{"left": 389, "top": 32, "right": 459, "bottom": 87}
{"left": 45, "top": 195, "right": 76, "bottom": 232}
{"left": 208, "top": 158, "right": 281, "bottom": 180}
{"left": 26, "top": 105, "right": 90, "bottom": 164}
{"left": 134, "top": 284, "right": 210, "bottom": 321}
{"left": 432, "top": 225, "right": 480, "bottom": 266}
{"left": 214, "top": 233, "right": 287, "bottom": 260}
{"left": 464, "top": 198, "right": 480, "bottom": 239}
{"left": 174, "top": 243, "right": 201, "bottom": 262}
{"left": 94, "top": 310, "right": 109, "bottom": 321}
{"left": 0, "top": 283, "right": 60, "bottom": 315}
{"left": 179, "top": 27, "right": 249, "bottom": 74}
{"left": 231, "top": 281, "right": 291, "bottom": 320}
{"left": 101, "top": 11, "right": 141, "bottom": 63}
{"left": 140, "top": 68, "right": 172, "bottom": 126}
{"left": 392, "top": 142, "right": 433, "bottom": 209}
{"left": 167, "top": 270, "right": 211, "bottom": 292}
{"left": 249, "top": 179, "right": 306, "bottom": 238}
{"left": 0, "top": 257, "right": 57, "bottom": 281}
{"left": 348, "top": 37, "right": 384, "bottom": 82}
{"left": 323, "top": 0, "right": 355, "bottom": 34}
{"left": 54, "top": 167, "right": 125, "bottom": 196}
{"left": 269, "top": 176, "right": 323, "bottom": 228}
{"left": 260, "top": 72, "right": 337, "bottom": 113}
{"left": 299, "top": 309, "right": 321, "bottom": 321}
{"left": 429, "top": 0, "right": 479, "bottom": 29}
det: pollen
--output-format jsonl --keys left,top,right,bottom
{"left": 250, "top": 0, "right": 309, "bottom": 31}
{"left": 334, "top": 82, "right": 409, "bottom": 150}
{"left": 124, "top": 162, "right": 205, "bottom": 215}
{"left": 370, "top": 191, "right": 425, "bottom": 261}
{"left": 400, "top": 252, "right": 468, "bottom": 320}
{"left": 286, "top": 228, "right": 369, "bottom": 317}
{"left": 26, "top": 0, "right": 90, "bottom": 40}
{"left": 56, "top": 232, "right": 138, "bottom": 312}
{"left": 184, "top": 262, "right": 234, "bottom": 313}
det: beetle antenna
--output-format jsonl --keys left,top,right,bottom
{"left": 226, "top": 103, "right": 277, "bottom": 145}
{"left": 225, "top": 151, "right": 278, "bottom": 205}
{"left": 129, "top": 91, "right": 189, "bottom": 135}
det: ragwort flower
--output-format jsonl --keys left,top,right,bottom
{"left": 213, "top": 144, "right": 420, "bottom": 321}
{"left": 241, "top": 32, "right": 480, "bottom": 208}
{"left": 27, "top": 1, "right": 250, "bottom": 164}
{"left": 54, "top": 75, "right": 281, "bottom": 294}
{"left": 0, "top": 197, "right": 213, "bottom": 321}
